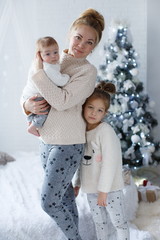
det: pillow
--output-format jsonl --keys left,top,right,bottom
{"left": 0, "top": 151, "right": 16, "bottom": 165}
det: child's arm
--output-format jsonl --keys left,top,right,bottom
{"left": 74, "top": 186, "right": 80, "bottom": 197}
{"left": 44, "top": 63, "right": 69, "bottom": 87}
{"left": 97, "top": 192, "right": 107, "bottom": 207}
{"left": 97, "top": 124, "right": 123, "bottom": 193}
{"left": 72, "top": 167, "right": 81, "bottom": 197}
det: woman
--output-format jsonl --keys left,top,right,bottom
{"left": 21, "top": 8, "right": 105, "bottom": 240}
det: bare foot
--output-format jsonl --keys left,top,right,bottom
{"left": 28, "top": 124, "right": 40, "bottom": 137}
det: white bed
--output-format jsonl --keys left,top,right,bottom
{"left": 0, "top": 152, "right": 154, "bottom": 240}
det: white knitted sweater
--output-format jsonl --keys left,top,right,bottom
{"left": 23, "top": 50, "right": 97, "bottom": 144}
{"left": 73, "top": 122, "right": 124, "bottom": 193}
{"left": 22, "top": 62, "right": 69, "bottom": 100}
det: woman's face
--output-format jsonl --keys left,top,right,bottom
{"left": 68, "top": 25, "right": 97, "bottom": 58}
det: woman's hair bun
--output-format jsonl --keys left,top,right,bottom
{"left": 96, "top": 81, "right": 116, "bottom": 94}
{"left": 80, "top": 8, "right": 105, "bottom": 32}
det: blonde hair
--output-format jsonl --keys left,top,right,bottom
{"left": 84, "top": 81, "right": 116, "bottom": 111}
{"left": 36, "top": 36, "right": 58, "bottom": 52}
{"left": 70, "top": 8, "right": 105, "bottom": 45}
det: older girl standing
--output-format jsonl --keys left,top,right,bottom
{"left": 21, "top": 9, "right": 105, "bottom": 240}
{"left": 74, "top": 81, "right": 130, "bottom": 240}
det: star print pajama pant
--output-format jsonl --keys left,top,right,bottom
{"left": 87, "top": 190, "right": 130, "bottom": 240}
{"left": 27, "top": 97, "right": 50, "bottom": 128}
{"left": 40, "top": 141, "right": 84, "bottom": 240}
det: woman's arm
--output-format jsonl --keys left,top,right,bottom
{"left": 32, "top": 53, "right": 97, "bottom": 111}
{"left": 32, "top": 66, "right": 97, "bottom": 111}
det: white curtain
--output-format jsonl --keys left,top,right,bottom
{"left": 0, "top": 0, "right": 11, "bottom": 54}
{"left": 0, "top": 0, "right": 41, "bottom": 153}
{"left": 0, "top": 0, "right": 72, "bottom": 153}
{"left": 0, "top": 0, "right": 39, "bottom": 66}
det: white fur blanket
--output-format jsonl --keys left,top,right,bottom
{"left": 133, "top": 196, "right": 160, "bottom": 240}
{"left": 0, "top": 152, "right": 154, "bottom": 240}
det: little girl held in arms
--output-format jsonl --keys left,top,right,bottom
{"left": 74, "top": 81, "right": 130, "bottom": 240}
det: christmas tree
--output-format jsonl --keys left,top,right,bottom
{"left": 97, "top": 21, "right": 160, "bottom": 167}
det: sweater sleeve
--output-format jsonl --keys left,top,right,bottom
{"left": 20, "top": 64, "right": 38, "bottom": 114}
{"left": 44, "top": 63, "right": 69, "bottom": 87}
{"left": 31, "top": 64, "right": 97, "bottom": 111}
{"left": 97, "top": 125, "right": 123, "bottom": 193}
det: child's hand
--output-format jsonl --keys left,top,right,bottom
{"left": 97, "top": 192, "right": 107, "bottom": 206}
{"left": 74, "top": 186, "right": 80, "bottom": 197}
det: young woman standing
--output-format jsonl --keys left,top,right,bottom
{"left": 21, "top": 8, "right": 105, "bottom": 240}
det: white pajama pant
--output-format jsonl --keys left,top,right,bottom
{"left": 87, "top": 190, "right": 130, "bottom": 240}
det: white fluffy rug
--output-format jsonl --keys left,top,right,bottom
{"left": 0, "top": 152, "right": 158, "bottom": 240}
{"left": 133, "top": 194, "right": 160, "bottom": 240}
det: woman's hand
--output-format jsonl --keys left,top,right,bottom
{"left": 24, "top": 96, "right": 50, "bottom": 115}
{"left": 34, "top": 51, "right": 43, "bottom": 71}
{"left": 97, "top": 192, "right": 107, "bottom": 207}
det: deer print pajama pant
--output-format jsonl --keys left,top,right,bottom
{"left": 40, "top": 141, "right": 84, "bottom": 240}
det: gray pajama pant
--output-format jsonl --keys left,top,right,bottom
{"left": 27, "top": 112, "right": 48, "bottom": 128}
{"left": 87, "top": 190, "right": 130, "bottom": 240}
{"left": 40, "top": 141, "right": 84, "bottom": 240}
{"left": 27, "top": 97, "right": 49, "bottom": 128}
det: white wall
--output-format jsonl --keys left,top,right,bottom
{"left": 0, "top": 0, "right": 149, "bottom": 154}
{"left": 147, "top": 0, "right": 160, "bottom": 141}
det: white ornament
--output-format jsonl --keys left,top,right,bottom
{"left": 124, "top": 146, "right": 134, "bottom": 159}
{"left": 123, "top": 80, "right": 136, "bottom": 91}
{"left": 131, "top": 134, "right": 141, "bottom": 143}
{"left": 140, "top": 124, "right": 150, "bottom": 134}
{"left": 106, "top": 73, "right": 114, "bottom": 80}
{"left": 136, "top": 107, "right": 144, "bottom": 117}
{"left": 147, "top": 145, "right": 155, "bottom": 153}
{"left": 130, "top": 100, "right": 138, "bottom": 109}
{"left": 132, "top": 125, "right": 140, "bottom": 134}
{"left": 130, "top": 68, "right": 139, "bottom": 76}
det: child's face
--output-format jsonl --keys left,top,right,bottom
{"left": 40, "top": 44, "right": 59, "bottom": 64}
{"left": 83, "top": 98, "right": 106, "bottom": 130}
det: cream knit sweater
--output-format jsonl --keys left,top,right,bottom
{"left": 22, "top": 50, "right": 97, "bottom": 145}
